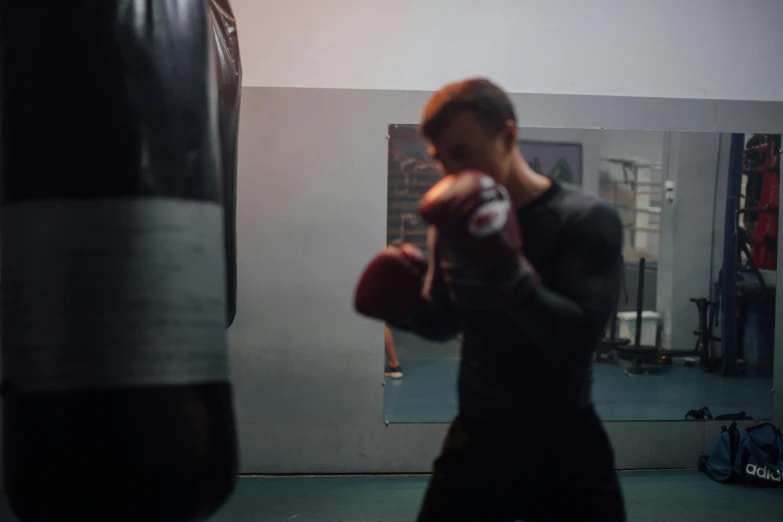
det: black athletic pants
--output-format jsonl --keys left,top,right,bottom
{"left": 417, "top": 410, "right": 627, "bottom": 522}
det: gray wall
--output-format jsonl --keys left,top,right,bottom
{"left": 656, "top": 132, "right": 730, "bottom": 352}
{"left": 600, "top": 130, "right": 665, "bottom": 166}
{"left": 667, "top": 133, "right": 725, "bottom": 351}
{"left": 229, "top": 88, "right": 442, "bottom": 473}
{"left": 229, "top": 87, "right": 783, "bottom": 473}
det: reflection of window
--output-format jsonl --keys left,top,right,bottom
{"left": 599, "top": 158, "right": 662, "bottom": 263}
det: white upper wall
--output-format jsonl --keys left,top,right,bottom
{"left": 233, "top": 0, "right": 783, "bottom": 101}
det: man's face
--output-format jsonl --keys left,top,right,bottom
{"left": 426, "top": 111, "right": 516, "bottom": 184}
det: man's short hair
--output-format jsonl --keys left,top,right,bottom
{"left": 420, "top": 78, "right": 517, "bottom": 142}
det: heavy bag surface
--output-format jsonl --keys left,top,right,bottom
{"left": 0, "top": 2, "right": 237, "bottom": 521}
{"left": 209, "top": 0, "right": 242, "bottom": 328}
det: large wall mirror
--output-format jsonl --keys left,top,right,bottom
{"left": 383, "top": 123, "right": 778, "bottom": 424}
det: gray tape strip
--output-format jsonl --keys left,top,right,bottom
{"left": 1, "top": 198, "right": 230, "bottom": 392}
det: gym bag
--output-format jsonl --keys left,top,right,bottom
{"left": 684, "top": 407, "right": 753, "bottom": 421}
{"left": 699, "top": 422, "right": 783, "bottom": 487}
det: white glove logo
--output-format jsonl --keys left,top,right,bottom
{"left": 467, "top": 183, "right": 511, "bottom": 238}
{"left": 468, "top": 200, "right": 510, "bottom": 238}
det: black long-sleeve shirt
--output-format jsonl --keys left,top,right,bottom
{"left": 397, "top": 181, "right": 624, "bottom": 422}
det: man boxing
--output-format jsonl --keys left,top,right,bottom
{"left": 355, "top": 78, "right": 626, "bottom": 521}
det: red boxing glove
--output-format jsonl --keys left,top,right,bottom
{"left": 354, "top": 243, "right": 428, "bottom": 323}
{"left": 418, "top": 171, "right": 538, "bottom": 309}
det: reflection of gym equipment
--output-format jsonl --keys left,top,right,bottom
{"left": 602, "top": 135, "right": 780, "bottom": 377}
{"left": 730, "top": 223, "right": 774, "bottom": 376}
{"left": 721, "top": 134, "right": 779, "bottom": 377}
{"left": 601, "top": 158, "right": 662, "bottom": 255}
{"left": 598, "top": 135, "right": 780, "bottom": 377}
{"left": 597, "top": 259, "right": 725, "bottom": 376}
{"left": 685, "top": 298, "right": 722, "bottom": 372}
{"left": 742, "top": 134, "right": 779, "bottom": 270}
{"left": 596, "top": 258, "right": 667, "bottom": 376}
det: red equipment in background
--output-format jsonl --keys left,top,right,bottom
{"left": 744, "top": 135, "right": 780, "bottom": 271}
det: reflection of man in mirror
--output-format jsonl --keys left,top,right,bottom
{"left": 383, "top": 326, "right": 402, "bottom": 379}
{"left": 354, "top": 78, "right": 626, "bottom": 521}
{"left": 381, "top": 241, "right": 407, "bottom": 379}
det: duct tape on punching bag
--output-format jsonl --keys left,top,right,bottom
{"left": 210, "top": 0, "right": 242, "bottom": 329}
{"left": 0, "top": 1, "right": 239, "bottom": 521}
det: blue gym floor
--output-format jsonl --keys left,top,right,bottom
{"left": 384, "top": 330, "right": 774, "bottom": 423}
{"left": 1, "top": 472, "right": 775, "bottom": 521}
{"left": 209, "top": 472, "right": 781, "bottom": 521}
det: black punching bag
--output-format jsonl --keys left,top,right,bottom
{"left": 209, "top": 0, "right": 242, "bottom": 328}
{"left": 0, "top": 2, "right": 238, "bottom": 522}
